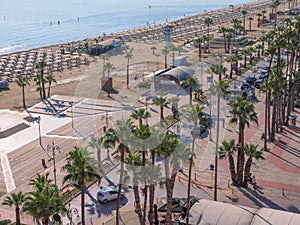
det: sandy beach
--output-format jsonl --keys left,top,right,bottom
{"left": 0, "top": 0, "right": 288, "bottom": 111}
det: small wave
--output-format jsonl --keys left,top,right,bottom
{"left": 0, "top": 44, "right": 24, "bottom": 55}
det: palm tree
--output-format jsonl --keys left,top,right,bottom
{"left": 255, "top": 44, "right": 262, "bottom": 59}
{"left": 131, "top": 108, "right": 151, "bottom": 126}
{"left": 225, "top": 55, "right": 236, "bottom": 78}
{"left": 124, "top": 50, "right": 133, "bottom": 89}
{"left": 176, "top": 45, "right": 184, "bottom": 55}
{"left": 241, "top": 48, "right": 249, "bottom": 68}
{"left": 125, "top": 152, "right": 143, "bottom": 224}
{"left": 194, "top": 37, "right": 205, "bottom": 60}
{"left": 256, "top": 13, "right": 262, "bottom": 27}
{"left": 104, "top": 119, "right": 132, "bottom": 225}
{"left": 151, "top": 46, "right": 157, "bottom": 54}
{"left": 161, "top": 47, "right": 170, "bottom": 69}
{"left": 23, "top": 173, "right": 67, "bottom": 225}
{"left": 218, "top": 26, "right": 228, "bottom": 53}
{"left": 181, "top": 104, "right": 202, "bottom": 225}
{"left": 16, "top": 75, "right": 30, "bottom": 109}
{"left": 169, "top": 45, "right": 177, "bottom": 66}
{"left": 36, "top": 61, "right": 47, "bottom": 99}
{"left": 272, "top": 0, "right": 281, "bottom": 27}
{"left": 248, "top": 17, "right": 253, "bottom": 31}
{"left": 34, "top": 74, "right": 42, "bottom": 100}
{"left": 104, "top": 61, "right": 115, "bottom": 77}
{"left": 208, "top": 80, "right": 229, "bottom": 199}
{"left": 62, "top": 147, "right": 101, "bottom": 225}
{"left": 45, "top": 74, "right": 56, "bottom": 98}
{"left": 153, "top": 96, "right": 170, "bottom": 123}
{"left": 89, "top": 136, "right": 103, "bottom": 172}
{"left": 228, "top": 96, "right": 258, "bottom": 186}
{"left": 261, "top": 10, "right": 267, "bottom": 20}
{"left": 210, "top": 64, "right": 227, "bottom": 81}
{"left": 241, "top": 10, "right": 247, "bottom": 34}
{"left": 243, "top": 144, "right": 265, "bottom": 185}
{"left": 101, "top": 53, "right": 109, "bottom": 77}
{"left": 182, "top": 76, "right": 197, "bottom": 104}
{"left": 219, "top": 140, "right": 238, "bottom": 186}
{"left": 2, "top": 192, "right": 27, "bottom": 225}
{"left": 204, "top": 17, "right": 213, "bottom": 53}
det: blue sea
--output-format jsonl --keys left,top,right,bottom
{"left": 0, "top": 0, "right": 256, "bottom": 55}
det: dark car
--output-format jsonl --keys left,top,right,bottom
{"left": 241, "top": 82, "right": 250, "bottom": 90}
{"left": 255, "top": 78, "right": 264, "bottom": 88}
{"left": 246, "top": 76, "right": 256, "bottom": 85}
{"left": 191, "top": 125, "right": 206, "bottom": 137}
{"left": 259, "top": 74, "right": 266, "bottom": 80}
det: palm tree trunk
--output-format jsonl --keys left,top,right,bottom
{"left": 236, "top": 127, "right": 245, "bottom": 186}
{"left": 185, "top": 131, "right": 196, "bottom": 225}
{"left": 133, "top": 177, "right": 144, "bottom": 225}
{"left": 223, "top": 35, "right": 227, "bottom": 53}
{"left": 22, "top": 86, "right": 26, "bottom": 109}
{"left": 230, "top": 63, "right": 233, "bottom": 79}
{"left": 47, "top": 82, "right": 51, "bottom": 98}
{"left": 148, "top": 150, "right": 155, "bottom": 225}
{"left": 143, "top": 186, "right": 148, "bottom": 225}
{"left": 127, "top": 64, "right": 129, "bottom": 89}
{"left": 142, "top": 149, "right": 147, "bottom": 225}
{"left": 16, "top": 206, "right": 21, "bottom": 225}
{"left": 41, "top": 70, "right": 46, "bottom": 99}
{"left": 189, "top": 86, "right": 193, "bottom": 104}
{"left": 228, "top": 155, "right": 237, "bottom": 185}
{"left": 81, "top": 177, "right": 85, "bottom": 225}
{"left": 243, "top": 157, "right": 252, "bottom": 185}
{"left": 160, "top": 106, "right": 164, "bottom": 121}
{"left": 165, "top": 55, "right": 168, "bottom": 69}
{"left": 116, "top": 149, "right": 125, "bottom": 225}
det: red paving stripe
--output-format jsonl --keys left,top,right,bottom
{"left": 257, "top": 179, "right": 300, "bottom": 192}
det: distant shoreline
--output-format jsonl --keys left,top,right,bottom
{"left": 0, "top": 0, "right": 269, "bottom": 57}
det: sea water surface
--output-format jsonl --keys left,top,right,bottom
{"left": 0, "top": 0, "right": 256, "bottom": 55}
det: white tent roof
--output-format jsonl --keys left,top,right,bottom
{"left": 188, "top": 199, "right": 300, "bottom": 225}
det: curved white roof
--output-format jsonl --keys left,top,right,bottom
{"left": 188, "top": 199, "right": 300, "bottom": 225}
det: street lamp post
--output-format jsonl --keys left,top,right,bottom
{"left": 35, "top": 116, "right": 42, "bottom": 146}
{"left": 47, "top": 141, "right": 60, "bottom": 186}
{"left": 69, "top": 101, "right": 74, "bottom": 129}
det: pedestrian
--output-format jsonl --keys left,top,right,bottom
{"left": 261, "top": 132, "right": 265, "bottom": 140}
{"left": 41, "top": 158, "right": 46, "bottom": 168}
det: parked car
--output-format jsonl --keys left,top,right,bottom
{"left": 97, "top": 187, "right": 125, "bottom": 203}
{"left": 191, "top": 125, "right": 206, "bottom": 137}
{"left": 246, "top": 76, "right": 256, "bottom": 85}
{"left": 259, "top": 74, "right": 267, "bottom": 80}
{"left": 255, "top": 78, "right": 264, "bottom": 88}
{"left": 241, "top": 82, "right": 250, "bottom": 90}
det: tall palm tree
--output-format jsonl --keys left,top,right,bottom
{"left": 124, "top": 50, "right": 133, "bottom": 89}
{"left": 176, "top": 45, "right": 184, "bottom": 55}
{"left": 204, "top": 17, "right": 213, "bottom": 53}
{"left": 272, "top": 0, "right": 281, "bottom": 27}
{"left": 181, "top": 104, "right": 202, "bottom": 225}
{"left": 36, "top": 61, "right": 47, "bottom": 99}
{"left": 153, "top": 96, "right": 170, "bottom": 123}
{"left": 104, "top": 61, "right": 115, "bottom": 77}
{"left": 219, "top": 140, "right": 238, "bottom": 186}
{"left": 243, "top": 144, "right": 265, "bottom": 185}
{"left": 241, "top": 10, "right": 248, "bottom": 34}
{"left": 62, "top": 147, "right": 101, "bottom": 225}
{"left": 225, "top": 55, "right": 236, "bottom": 78}
{"left": 104, "top": 119, "right": 132, "bottom": 225}
{"left": 194, "top": 36, "right": 207, "bottom": 60}
{"left": 248, "top": 17, "right": 253, "bottom": 31}
{"left": 131, "top": 108, "right": 151, "bottom": 126}
{"left": 23, "top": 173, "right": 67, "bottom": 225}
{"left": 89, "top": 136, "right": 103, "bottom": 172}
{"left": 169, "top": 45, "right": 177, "bottom": 66}
{"left": 45, "top": 74, "right": 56, "bottom": 98}
{"left": 161, "top": 47, "right": 170, "bottom": 69}
{"left": 34, "top": 74, "right": 42, "bottom": 100}
{"left": 210, "top": 64, "right": 227, "bottom": 81}
{"left": 125, "top": 152, "right": 143, "bottom": 225}
{"left": 208, "top": 80, "right": 229, "bottom": 199}
{"left": 101, "top": 53, "right": 109, "bottom": 77}
{"left": 228, "top": 96, "right": 258, "bottom": 186}
{"left": 2, "top": 192, "right": 27, "bottom": 225}
{"left": 256, "top": 13, "right": 262, "bottom": 27}
{"left": 255, "top": 44, "right": 262, "bottom": 59}
{"left": 16, "top": 75, "right": 30, "bottom": 109}
{"left": 218, "top": 26, "right": 228, "bottom": 53}
{"left": 183, "top": 76, "right": 197, "bottom": 104}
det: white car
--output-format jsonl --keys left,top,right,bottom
{"left": 97, "top": 187, "right": 125, "bottom": 203}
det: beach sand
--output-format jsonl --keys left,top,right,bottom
{"left": 0, "top": 0, "right": 290, "bottom": 111}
